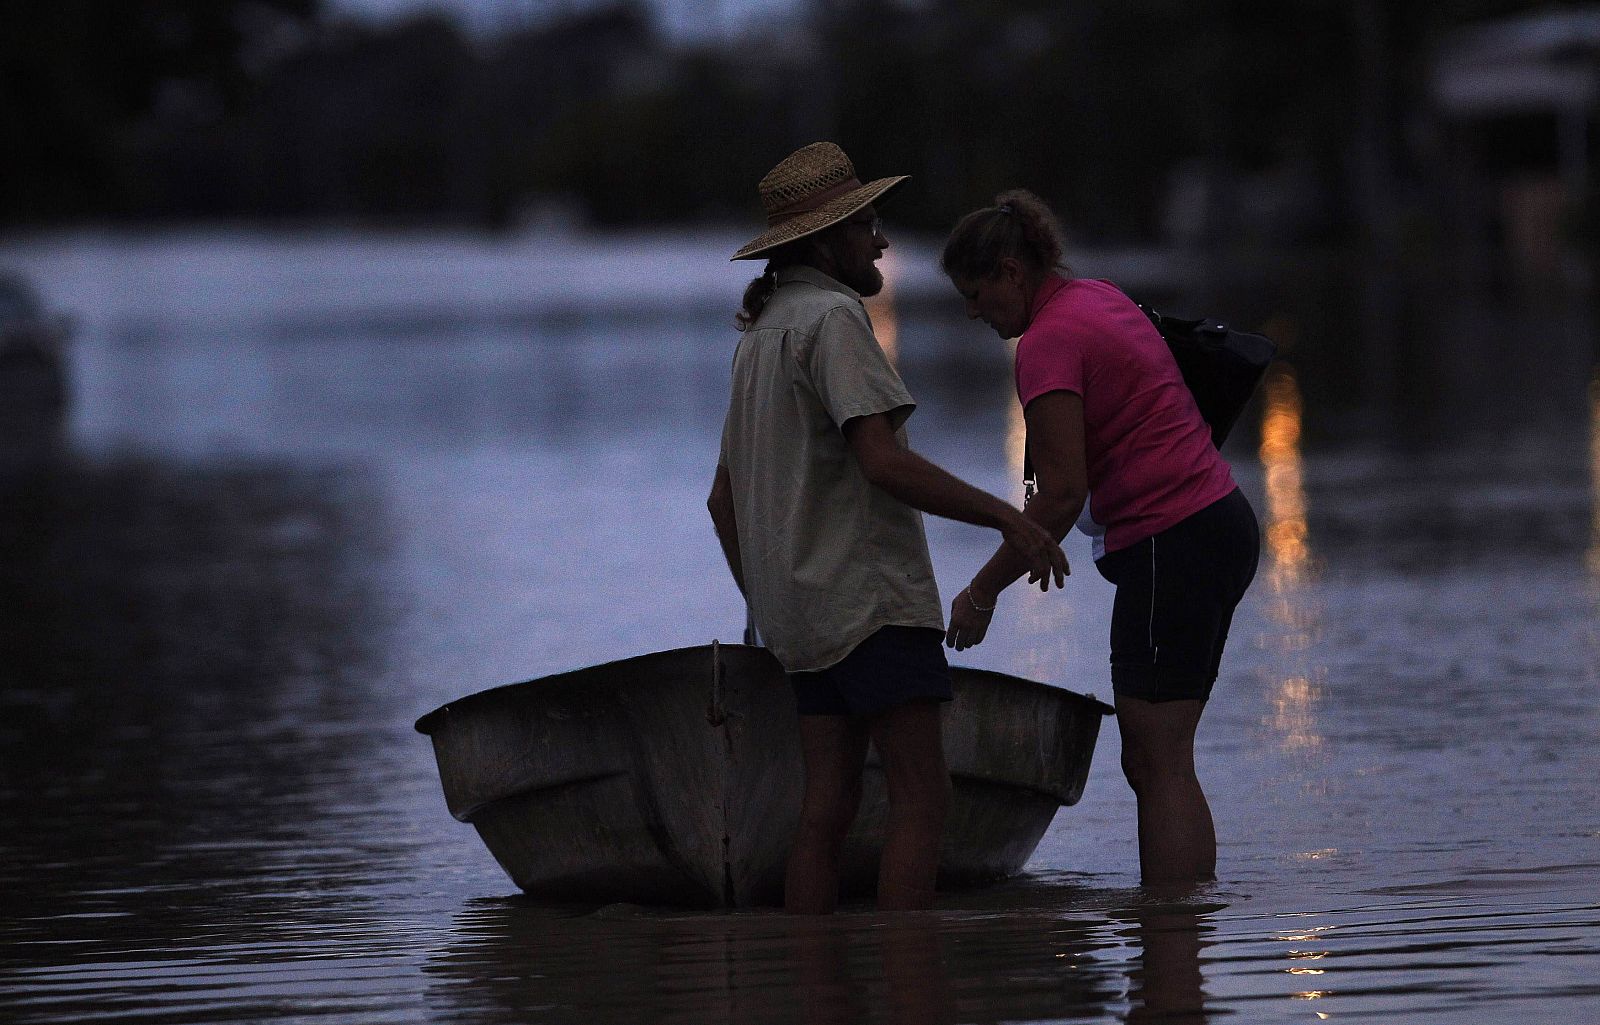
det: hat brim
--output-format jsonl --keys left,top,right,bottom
{"left": 730, "top": 175, "right": 910, "bottom": 261}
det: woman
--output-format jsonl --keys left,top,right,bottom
{"left": 940, "top": 190, "right": 1260, "bottom": 886}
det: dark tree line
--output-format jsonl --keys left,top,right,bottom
{"left": 3, "top": 0, "right": 1591, "bottom": 241}
{"left": 3, "top": 0, "right": 318, "bottom": 221}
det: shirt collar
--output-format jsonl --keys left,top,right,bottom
{"left": 1027, "top": 272, "right": 1070, "bottom": 323}
{"left": 776, "top": 264, "right": 863, "bottom": 303}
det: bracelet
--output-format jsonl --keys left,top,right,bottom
{"left": 965, "top": 588, "right": 995, "bottom": 613}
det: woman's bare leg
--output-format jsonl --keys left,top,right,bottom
{"left": 1115, "top": 694, "right": 1216, "bottom": 884}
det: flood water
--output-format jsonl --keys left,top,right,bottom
{"left": 2, "top": 232, "right": 1599, "bottom": 1023}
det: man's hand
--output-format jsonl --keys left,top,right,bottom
{"left": 945, "top": 588, "right": 995, "bottom": 650}
{"left": 1000, "top": 510, "right": 1069, "bottom": 590}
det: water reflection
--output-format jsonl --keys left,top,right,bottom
{"left": 1258, "top": 363, "right": 1312, "bottom": 590}
{"left": 1268, "top": 673, "right": 1326, "bottom": 754}
{"left": 0, "top": 455, "right": 397, "bottom": 976}
{"left": 1254, "top": 362, "right": 1326, "bottom": 757}
{"left": 1117, "top": 900, "right": 1220, "bottom": 1025}
{"left": 1589, "top": 366, "right": 1600, "bottom": 576}
{"left": 422, "top": 900, "right": 1128, "bottom": 1024}
{"left": 1273, "top": 921, "right": 1336, "bottom": 1005}
{"left": 9, "top": 232, "right": 1600, "bottom": 1022}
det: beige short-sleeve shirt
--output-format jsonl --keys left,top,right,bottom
{"left": 718, "top": 265, "right": 944, "bottom": 671}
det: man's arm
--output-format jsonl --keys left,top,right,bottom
{"left": 842, "top": 411, "right": 1066, "bottom": 589}
{"left": 706, "top": 463, "right": 746, "bottom": 595}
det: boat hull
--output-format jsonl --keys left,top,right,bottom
{"left": 416, "top": 643, "right": 1112, "bottom": 907}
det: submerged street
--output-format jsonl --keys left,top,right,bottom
{"left": 1, "top": 234, "right": 1598, "bottom": 1023}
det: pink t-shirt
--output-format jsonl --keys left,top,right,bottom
{"left": 1015, "top": 275, "right": 1237, "bottom": 556}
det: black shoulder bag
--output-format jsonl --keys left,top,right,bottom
{"left": 1023, "top": 304, "right": 1277, "bottom": 502}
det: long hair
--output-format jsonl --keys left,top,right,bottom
{"left": 734, "top": 240, "right": 815, "bottom": 331}
{"left": 939, "top": 189, "right": 1070, "bottom": 283}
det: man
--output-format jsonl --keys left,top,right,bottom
{"left": 707, "top": 141, "right": 1067, "bottom": 914}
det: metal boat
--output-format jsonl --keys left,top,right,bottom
{"left": 416, "top": 642, "right": 1113, "bottom": 907}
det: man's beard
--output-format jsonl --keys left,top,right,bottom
{"left": 843, "top": 263, "right": 884, "bottom": 297}
{"left": 812, "top": 232, "right": 883, "bottom": 297}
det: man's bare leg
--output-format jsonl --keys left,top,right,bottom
{"left": 869, "top": 700, "right": 951, "bottom": 911}
{"left": 786, "top": 714, "right": 872, "bottom": 914}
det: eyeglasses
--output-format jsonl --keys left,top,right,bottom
{"left": 848, "top": 214, "right": 884, "bottom": 240}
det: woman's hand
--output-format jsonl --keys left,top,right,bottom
{"left": 945, "top": 587, "right": 995, "bottom": 651}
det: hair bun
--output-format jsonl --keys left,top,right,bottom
{"left": 941, "top": 189, "right": 1069, "bottom": 281}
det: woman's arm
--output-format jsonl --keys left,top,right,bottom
{"left": 947, "top": 391, "right": 1088, "bottom": 649}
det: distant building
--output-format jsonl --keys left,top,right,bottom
{"left": 1431, "top": 8, "right": 1600, "bottom": 291}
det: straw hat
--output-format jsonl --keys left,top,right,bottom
{"left": 730, "top": 142, "right": 909, "bottom": 261}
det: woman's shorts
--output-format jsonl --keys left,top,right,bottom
{"left": 788, "top": 625, "right": 954, "bottom": 716}
{"left": 1094, "top": 488, "right": 1260, "bottom": 704}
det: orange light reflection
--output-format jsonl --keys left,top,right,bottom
{"left": 1270, "top": 673, "right": 1326, "bottom": 752}
{"left": 1259, "top": 364, "right": 1311, "bottom": 589}
{"left": 1256, "top": 362, "right": 1324, "bottom": 755}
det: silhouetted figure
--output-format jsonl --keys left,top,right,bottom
{"left": 708, "top": 143, "right": 1067, "bottom": 913}
{"left": 940, "top": 191, "right": 1260, "bottom": 885}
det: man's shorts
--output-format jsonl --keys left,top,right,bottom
{"left": 788, "top": 625, "right": 954, "bottom": 716}
{"left": 1093, "top": 488, "right": 1260, "bottom": 704}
